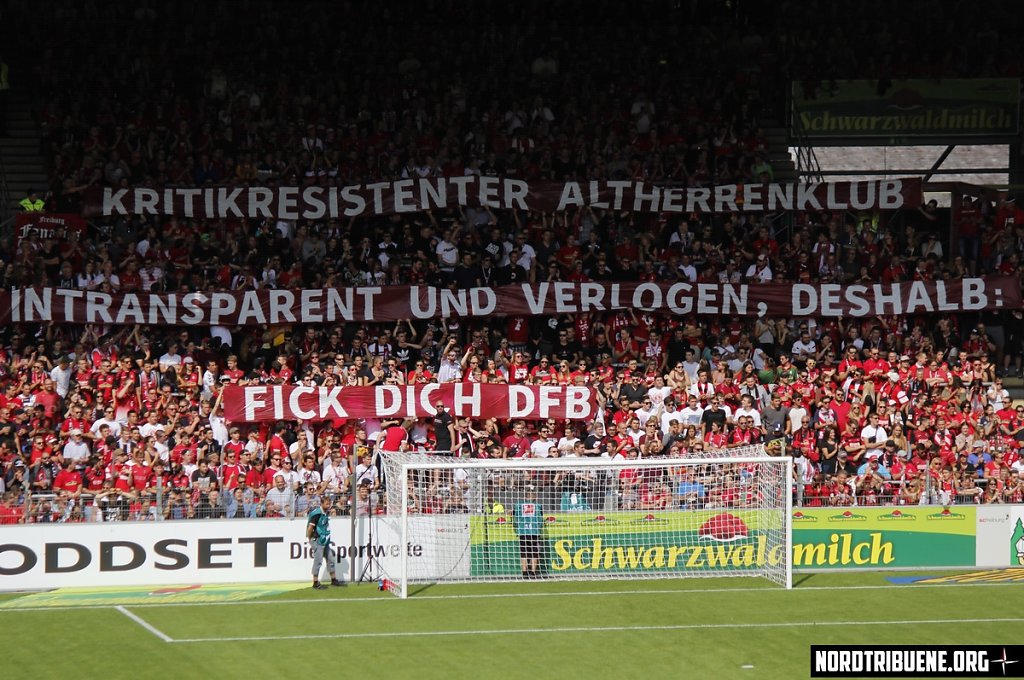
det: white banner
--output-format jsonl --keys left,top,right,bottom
{"left": 0, "top": 516, "right": 469, "bottom": 591}
{"left": 975, "top": 506, "right": 1024, "bottom": 568}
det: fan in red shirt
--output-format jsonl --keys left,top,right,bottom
{"left": 838, "top": 346, "right": 864, "bottom": 378}
{"left": 223, "top": 429, "right": 246, "bottom": 459}
{"left": 245, "top": 460, "right": 268, "bottom": 490}
{"left": 266, "top": 425, "right": 289, "bottom": 460}
{"left": 33, "top": 381, "right": 61, "bottom": 420}
{"left": 219, "top": 451, "right": 244, "bottom": 490}
{"left": 502, "top": 421, "right": 532, "bottom": 458}
{"left": 0, "top": 498, "right": 21, "bottom": 525}
{"left": 129, "top": 459, "right": 153, "bottom": 491}
{"left": 223, "top": 355, "right": 246, "bottom": 383}
{"left": 149, "top": 461, "right": 170, "bottom": 491}
{"left": 529, "top": 358, "right": 554, "bottom": 383}
{"left": 53, "top": 461, "right": 83, "bottom": 495}
{"left": 506, "top": 352, "right": 530, "bottom": 384}
{"left": 93, "top": 362, "right": 116, "bottom": 403}
{"left": 84, "top": 460, "right": 108, "bottom": 492}
{"left": 613, "top": 330, "right": 640, "bottom": 363}
{"left": 861, "top": 347, "right": 890, "bottom": 388}
{"left": 506, "top": 316, "right": 530, "bottom": 347}
{"left": 59, "top": 407, "right": 91, "bottom": 439}
{"left": 381, "top": 419, "right": 412, "bottom": 452}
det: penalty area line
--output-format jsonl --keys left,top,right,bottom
{"left": 168, "top": 617, "right": 1024, "bottom": 643}
{"left": 116, "top": 605, "right": 173, "bottom": 643}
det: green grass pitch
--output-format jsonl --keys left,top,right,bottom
{"left": 1, "top": 572, "right": 1020, "bottom": 680}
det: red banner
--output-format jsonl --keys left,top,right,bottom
{"left": 222, "top": 384, "right": 598, "bottom": 422}
{"left": 82, "top": 178, "right": 922, "bottom": 219}
{"left": 13, "top": 213, "right": 87, "bottom": 250}
{"left": 1, "top": 277, "right": 1017, "bottom": 326}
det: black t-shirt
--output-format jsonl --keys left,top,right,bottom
{"left": 553, "top": 341, "right": 576, "bottom": 363}
{"left": 619, "top": 383, "right": 648, "bottom": 405}
{"left": 191, "top": 468, "right": 218, "bottom": 490}
{"left": 482, "top": 239, "right": 505, "bottom": 263}
{"left": 500, "top": 264, "right": 529, "bottom": 285}
{"left": 701, "top": 408, "right": 728, "bottom": 430}
{"left": 583, "top": 434, "right": 607, "bottom": 456}
{"left": 666, "top": 338, "right": 691, "bottom": 367}
{"left": 433, "top": 410, "right": 454, "bottom": 451}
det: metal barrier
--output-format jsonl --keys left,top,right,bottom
{"left": 794, "top": 474, "right": 994, "bottom": 507}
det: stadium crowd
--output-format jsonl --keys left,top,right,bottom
{"left": 1, "top": 0, "right": 1024, "bottom": 523}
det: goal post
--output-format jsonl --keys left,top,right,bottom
{"left": 379, "top": 451, "right": 793, "bottom": 598}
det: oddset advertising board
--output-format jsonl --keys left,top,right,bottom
{"left": 470, "top": 506, "right": 977, "bottom": 577}
{"left": 0, "top": 516, "right": 469, "bottom": 591}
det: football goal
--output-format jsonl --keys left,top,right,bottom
{"left": 378, "top": 450, "right": 793, "bottom": 598}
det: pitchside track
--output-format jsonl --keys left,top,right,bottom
{"left": 1, "top": 572, "right": 1020, "bottom": 679}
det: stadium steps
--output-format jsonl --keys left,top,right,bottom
{"left": 1003, "top": 375, "right": 1024, "bottom": 406}
{"left": 1, "top": 92, "right": 49, "bottom": 215}
{"left": 760, "top": 121, "right": 799, "bottom": 183}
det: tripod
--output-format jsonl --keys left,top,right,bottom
{"left": 357, "top": 446, "right": 384, "bottom": 583}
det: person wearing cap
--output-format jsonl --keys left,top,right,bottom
{"left": 62, "top": 428, "right": 91, "bottom": 465}
{"left": 876, "top": 371, "right": 909, "bottom": 410}
{"left": 856, "top": 449, "right": 892, "bottom": 479}
{"left": 513, "top": 483, "right": 544, "bottom": 579}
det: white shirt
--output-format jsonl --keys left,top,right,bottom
{"left": 791, "top": 339, "right": 817, "bottom": 359}
{"left": 987, "top": 386, "right": 1009, "bottom": 411}
{"left": 437, "top": 358, "right": 462, "bottom": 383}
{"left": 436, "top": 239, "right": 459, "bottom": 269}
{"left": 861, "top": 424, "right": 888, "bottom": 458}
{"left": 635, "top": 407, "right": 656, "bottom": 425}
{"left": 530, "top": 438, "right": 554, "bottom": 458}
{"left": 660, "top": 409, "right": 687, "bottom": 432}
{"left": 517, "top": 243, "right": 537, "bottom": 271}
{"left": 557, "top": 436, "right": 579, "bottom": 454}
{"left": 745, "top": 263, "right": 773, "bottom": 282}
{"left": 159, "top": 352, "right": 182, "bottom": 370}
{"left": 789, "top": 406, "right": 809, "bottom": 434}
{"left": 677, "top": 263, "right": 697, "bottom": 282}
{"left": 278, "top": 468, "right": 300, "bottom": 490}
{"left": 90, "top": 417, "right": 122, "bottom": 439}
{"left": 139, "top": 423, "right": 164, "bottom": 438}
{"left": 63, "top": 439, "right": 91, "bottom": 462}
{"left": 681, "top": 360, "right": 701, "bottom": 382}
{"left": 677, "top": 406, "right": 704, "bottom": 427}
{"left": 646, "top": 385, "right": 672, "bottom": 409}
{"left": 323, "top": 462, "right": 347, "bottom": 491}
{"left": 209, "top": 413, "right": 229, "bottom": 446}
{"left": 734, "top": 407, "right": 762, "bottom": 428}
{"left": 201, "top": 370, "right": 218, "bottom": 399}
{"left": 356, "top": 462, "right": 379, "bottom": 486}
{"left": 265, "top": 486, "right": 295, "bottom": 517}
{"left": 49, "top": 365, "right": 72, "bottom": 397}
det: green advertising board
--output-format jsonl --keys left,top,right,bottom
{"left": 470, "top": 507, "right": 976, "bottom": 576}
{"left": 791, "top": 506, "right": 976, "bottom": 569}
{"left": 792, "top": 78, "right": 1019, "bottom": 143}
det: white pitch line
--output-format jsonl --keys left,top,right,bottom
{"left": 0, "top": 580, "right": 1021, "bottom": 613}
{"left": 168, "top": 617, "right": 1024, "bottom": 643}
{"left": 115, "top": 605, "right": 173, "bottom": 643}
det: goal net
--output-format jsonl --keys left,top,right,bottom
{"left": 377, "top": 451, "right": 792, "bottom": 598}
